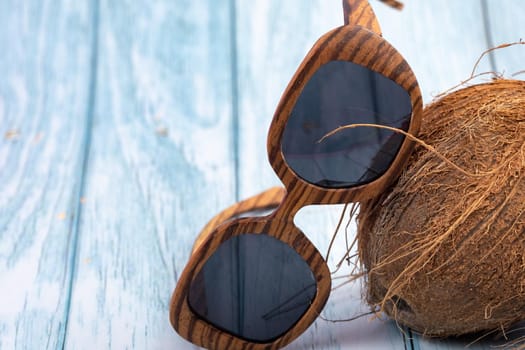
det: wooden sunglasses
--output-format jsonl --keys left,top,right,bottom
{"left": 170, "top": 0, "right": 422, "bottom": 349}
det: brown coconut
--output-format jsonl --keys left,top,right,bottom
{"left": 357, "top": 79, "right": 525, "bottom": 337}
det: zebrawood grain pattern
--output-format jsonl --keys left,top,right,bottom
{"left": 171, "top": 189, "right": 332, "bottom": 350}
{"left": 170, "top": 1, "right": 423, "bottom": 348}
{"left": 266, "top": 24, "right": 422, "bottom": 212}
{"left": 235, "top": 0, "right": 343, "bottom": 196}
{"left": 235, "top": 1, "right": 411, "bottom": 348}
{"left": 1, "top": 0, "right": 523, "bottom": 349}
{"left": 0, "top": 1, "right": 95, "bottom": 349}
{"left": 373, "top": 0, "right": 494, "bottom": 102}
{"left": 191, "top": 187, "right": 285, "bottom": 253}
{"left": 378, "top": 0, "right": 404, "bottom": 10}
{"left": 236, "top": 0, "right": 523, "bottom": 350}
{"left": 343, "top": 0, "right": 382, "bottom": 34}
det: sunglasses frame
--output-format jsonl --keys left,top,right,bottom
{"left": 170, "top": 0, "right": 422, "bottom": 348}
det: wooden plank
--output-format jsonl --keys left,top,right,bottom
{"left": 62, "top": 1, "right": 237, "bottom": 349}
{"left": 235, "top": 1, "right": 408, "bottom": 349}
{"left": 235, "top": 0, "right": 345, "bottom": 194}
{"left": 0, "top": 1, "right": 95, "bottom": 349}
{"left": 485, "top": 0, "right": 524, "bottom": 78}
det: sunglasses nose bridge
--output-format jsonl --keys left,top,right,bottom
{"left": 271, "top": 185, "right": 315, "bottom": 222}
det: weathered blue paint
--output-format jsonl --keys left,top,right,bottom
{"left": 0, "top": 0, "right": 523, "bottom": 349}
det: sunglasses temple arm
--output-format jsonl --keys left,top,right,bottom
{"left": 192, "top": 186, "right": 286, "bottom": 253}
{"left": 342, "top": 0, "right": 382, "bottom": 35}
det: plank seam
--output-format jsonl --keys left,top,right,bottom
{"left": 230, "top": 0, "right": 240, "bottom": 201}
{"left": 57, "top": 0, "right": 100, "bottom": 348}
{"left": 480, "top": 0, "right": 497, "bottom": 72}
{"left": 408, "top": 328, "right": 418, "bottom": 350}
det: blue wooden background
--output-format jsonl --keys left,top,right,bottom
{"left": 0, "top": 0, "right": 523, "bottom": 349}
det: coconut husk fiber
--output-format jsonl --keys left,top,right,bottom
{"left": 357, "top": 79, "right": 525, "bottom": 337}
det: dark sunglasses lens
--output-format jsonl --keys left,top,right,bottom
{"left": 188, "top": 234, "right": 317, "bottom": 343}
{"left": 281, "top": 60, "right": 412, "bottom": 188}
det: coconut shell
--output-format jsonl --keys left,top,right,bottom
{"left": 357, "top": 79, "right": 525, "bottom": 337}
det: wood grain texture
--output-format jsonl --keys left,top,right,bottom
{"left": 235, "top": 1, "right": 343, "bottom": 196}
{"left": 342, "top": 0, "right": 382, "bottom": 34}
{"left": 372, "top": 0, "right": 493, "bottom": 103}
{"left": 266, "top": 25, "right": 422, "bottom": 210}
{"left": 171, "top": 16, "right": 423, "bottom": 346}
{"left": 236, "top": 0, "right": 522, "bottom": 349}
{"left": 0, "top": 1, "right": 95, "bottom": 349}
{"left": 235, "top": 1, "right": 414, "bottom": 349}
{"left": 62, "top": 1, "right": 237, "bottom": 349}
{"left": 1, "top": 0, "right": 523, "bottom": 349}
{"left": 171, "top": 190, "right": 333, "bottom": 349}
{"left": 191, "top": 187, "right": 285, "bottom": 254}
